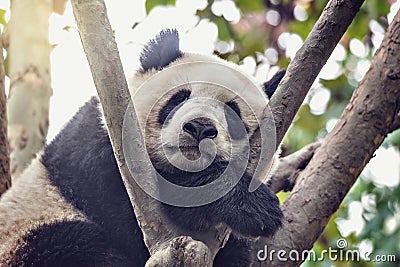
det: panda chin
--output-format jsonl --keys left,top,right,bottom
{"left": 178, "top": 145, "right": 202, "bottom": 160}
{"left": 160, "top": 143, "right": 218, "bottom": 173}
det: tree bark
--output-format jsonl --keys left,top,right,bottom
{"left": 6, "top": 0, "right": 53, "bottom": 179}
{"left": 267, "top": 142, "right": 321, "bottom": 194}
{"left": 0, "top": 37, "right": 11, "bottom": 197}
{"left": 254, "top": 9, "right": 400, "bottom": 267}
{"left": 268, "top": 0, "right": 365, "bottom": 147}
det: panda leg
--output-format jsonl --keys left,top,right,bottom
{"left": 6, "top": 220, "right": 131, "bottom": 267}
{"left": 213, "top": 236, "right": 252, "bottom": 267}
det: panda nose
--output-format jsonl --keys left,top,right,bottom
{"left": 183, "top": 120, "right": 218, "bottom": 141}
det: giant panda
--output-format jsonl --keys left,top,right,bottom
{"left": 0, "top": 29, "right": 285, "bottom": 266}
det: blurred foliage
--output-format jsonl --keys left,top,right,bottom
{"left": 146, "top": 0, "right": 400, "bottom": 265}
{"left": 0, "top": 9, "right": 6, "bottom": 27}
{"left": 235, "top": 0, "right": 265, "bottom": 12}
{"left": 145, "top": 0, "right": 175, "bottom": 14}
{"left": 0, "top": 9, "right": 8, "bottom": 74}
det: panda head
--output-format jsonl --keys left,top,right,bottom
{"left": 129, "top": 29, "right": 283, "bottom": 175}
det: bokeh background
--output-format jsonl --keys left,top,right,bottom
{"left": 0, "top": 0, "right": 399, "bottom": 265}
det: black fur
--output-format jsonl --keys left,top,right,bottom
{"left": 213, "top": 237, "right": 252, "bottom": 267}
{"left": 263, "top": 70, "right": 286, "bottom": 98}
{"left": 7, "top": 220, "right": 132, "bottom": 267}
{"left": 225, "top": 101, "right": 241, "bottom": 118}
{"left": 224, "top": 101, "right": 248, "bottom": 140}
{"left": 158, "top": 89, "right": 191, "bottom": 124}
{"left": 140, "top": 29, "right": 182, "bottom": 71}
{"left": 159, "top": 164, "right": 282, "bottom": 238}
{"left": 41, "top": 97, "right": 149, "bottom": 267}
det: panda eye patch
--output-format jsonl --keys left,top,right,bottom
{"left": 158, "top": 89, "right": 191, "bottom": 124}
{"left": 225, "top": 101, "right": 241, "bottom": 118}
{"left": 225, "top": 101, "right": 249, "bottom": 139}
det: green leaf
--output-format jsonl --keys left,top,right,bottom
{"left": 386, "top": 130, "right": 400, "bottom": 148}
{"left": 346, "top": 0, "right": 390, "bottom": 40}
{"left": 145, "top": 0, "right": 176, "bottom": 14}
{"left": 214, "top": 16, "right": 232, "bottom": 41}
{"left": 0, "top": 9, "right": 7, "bottom": 27}
{"left": 366, "top": 0, "right": 390, "bottom": 21}
{"left": 235, "top": 0, "right": 264, "bottom": 12}
{"left": 3, "top": 54, "right": 9, "bottom": 76}
{"left": 226, "top": 54, "right": 240, "bottom": 64}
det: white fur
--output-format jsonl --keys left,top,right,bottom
{"left": 128, "top": 53, "right": 270, "bottom": 172}
{"left": 129, "top": 53, "right": 268, "bottom": 126}
{"left": 0, "top": 157, "right": 85, "bottom": 256}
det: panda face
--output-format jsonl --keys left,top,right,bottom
{"left": 132, "top": 63, "right": 265, "bottom": 173}
{"left": 128, "top": 29, "right": 272, "bottom": 175}
{"left": 157, "top": 84, "right": 251, "bottom": 164}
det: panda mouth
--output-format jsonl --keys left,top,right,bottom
{"left": 162, "top": 144, "right": 199, "bottom": 152}
{"left": 179, "top": 146, "right": 201, "bottom": 155}
{"left": 179, "top": 145, "right": 199, "bottom": 150}
{"left": 163, "top": 142, "right": 216, "bottom": 156}
{"left": 162, "top": 143, "right": 224, "bottom": 165}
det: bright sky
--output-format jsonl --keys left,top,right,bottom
{"left": 48, "top": 0, "right": 215, "bottom": 141}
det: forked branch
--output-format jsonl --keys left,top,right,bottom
{"left": 255, "top": 10, "right": 400, "bottom": 267}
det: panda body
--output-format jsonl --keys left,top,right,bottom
{"left": 0, "top": 29, "right": 284, "bottom": 266}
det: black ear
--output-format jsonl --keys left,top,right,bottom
{"left": 140, "top": 29, "right": 183, "bottom": 71}
{"left": 263, "top": 70, "right": 286, "bottom": 98}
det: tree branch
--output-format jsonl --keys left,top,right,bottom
{"left": 0, "top": 37, "right": 11, "bottom": 197}
{"left": 71, "top": 0, "right": 227, "bottom": 266}
{"left": 268, "top": 142, "right": 321, "bottom": 194}
{"left": 255, "top": 9, "right": 400, "bottom": 266}
{"left": 268, "top": 0, "right": 365, "bottom": 148}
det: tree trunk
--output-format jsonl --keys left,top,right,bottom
{"left": 6, "top": 0, "right": 53, "bottom": 179}
{"left": 0, "top": 37, "right": 11, "bottom": 197}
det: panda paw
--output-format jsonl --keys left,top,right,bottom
{"left": 218, "top": 177, "right": 283, "bottom": 238}
{"left": 228, "top": 207, "right": 282, "bottom": 238}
